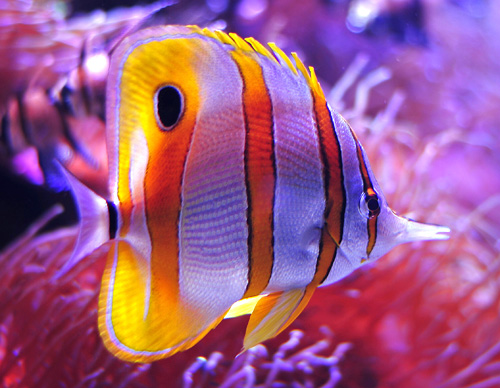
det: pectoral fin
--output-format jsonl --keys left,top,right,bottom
{"left": 243, "top": 285, "right": 317, "bottom": 351}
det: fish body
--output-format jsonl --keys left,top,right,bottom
{"left": 61, "top": 25, "right": 449, "bottom": 362}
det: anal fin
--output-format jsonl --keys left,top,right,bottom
{"left": 243, "top": 285, "right": 317, "bottom": 351}
{"left": 224, "top": 294, "right": 266, "bottom": 319}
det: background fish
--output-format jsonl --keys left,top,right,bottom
{"left": 60, "top": 25, "right": 449, "bottom": 362}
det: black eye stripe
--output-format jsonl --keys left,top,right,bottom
{"left": 154, "top": 85, "right": 183, "bottom": 130}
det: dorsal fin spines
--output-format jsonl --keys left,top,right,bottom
{"left": 201, "top": 27, "right": 218, "bottom": 40}
{"left": 245, "top": 37, "right": 279, "bottom": 63}
{"left": 291, "top": 52, "right": 325, "bottom": 99}
{"left": 309, "top": 66, "right": 325, "bottom": 98}
{"left": 214, "top": 30, "right": 235, "bottom": 46}
{"left": 228, "top": 32, "right": 253, "bottom": 52}
{"left": 291, "top": 52, "right": 310, "bottom": 82}
{"left": 187, "top": 24, "right": 203, "bottom": 35}
{"left": 195, "top": 27, "right": 326, "bottom": 99}
{"left": 267, "top": 42, "right": 298, "bottom": 76}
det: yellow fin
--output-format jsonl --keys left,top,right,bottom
{"left": 224, "top": 294, "right": 266, "bottom": 319}
{"left": 242, "top": 286, "right": 317, "bottom": 351}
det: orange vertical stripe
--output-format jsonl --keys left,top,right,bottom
{"left": 230, "top": 50, "right": 275, "bottom": 298}
{"left": 366, "top": 217, "right": 377, "bottom": 255}
{"left": 116, "top": 38, "right": 203, "bottom": 307}
{"left": 104, "top": 36, "right": 222, "bottom": 359}
{"left": 311, "top": 93, "right": 346, "bottom": 284}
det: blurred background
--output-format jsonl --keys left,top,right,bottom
{"left": 0, "top": 0, "right": 499, "bottom": 387}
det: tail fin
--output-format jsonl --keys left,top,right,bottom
{"left": 54, "top": 164, "right": 110, "bottom": 278}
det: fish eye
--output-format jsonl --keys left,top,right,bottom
{"left": 359, "top": 191, "right": 381, "bottom": 219}
{"left": 154, "top": 85, "right": 183, "bottom": 130}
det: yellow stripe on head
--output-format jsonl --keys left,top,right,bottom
{"left": 115, "top": 33, "right": 203, "bottom": 300}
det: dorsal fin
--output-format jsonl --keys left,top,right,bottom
{"left": 267, "top": 42, "right": 298, "bottom": 75}
{"left": 191, "top": 26, "right": 326, "bottom": 97}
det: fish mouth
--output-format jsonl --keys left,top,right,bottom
{"left": 399, "top": 216, "right": 451, "bottom": 243}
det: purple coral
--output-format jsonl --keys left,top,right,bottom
{"left": 183, "top": 329, "right": 350, "bottom": 388}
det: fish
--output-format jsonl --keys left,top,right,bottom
{"left": 58, "top": 25, "right": 450, "bottom": 363}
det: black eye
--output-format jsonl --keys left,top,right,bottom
{"left": 359, "top": 191, "right": 381, "bottom": 219}
{"left": 366, "top": 196, "right": 380, "bottom": 214}
{"left": 154, "top": 85, "right": 183, "bottom": 130}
